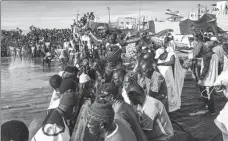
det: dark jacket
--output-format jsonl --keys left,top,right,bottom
{"left": 113, "top": 101, "right": 148, "bottom": 141}
{"left": 200, "top": 51, "right": 214, "bottom": 80}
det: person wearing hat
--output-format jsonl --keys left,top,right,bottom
{"left": 79, "top": 72, "right": 96, "bottom": 108}
{"left": 87, "top": 98, "right": 137, "bottom": 141}
{"left": 99, "top": 82, "right": 148, "bottom": 141}
{"left": 198, "top": 41, "right": 219, "bottom": 115}
{"left": 126, "top": 83, "right": 174, "bottom": 141}
{"left": 31, "top": 91, "right": 77, "bottom": 141}
{"left": 2, "top": 120, "right": 29, "bottom": 141}
{"left": 138, "top": 60, "right": 169, "bottom": 111}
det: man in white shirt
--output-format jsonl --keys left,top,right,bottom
{"left": 127, "top": 83, "right": 174, "bottom": 141}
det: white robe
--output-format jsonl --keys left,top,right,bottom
{"left": 199, "top": 54, "right": 219, "bottom": 87}
{"left": 158, "top": 50, "right": 186, "bottom": 112}
{"left": 214, "top": 70, "right": 228, "bottom": 136}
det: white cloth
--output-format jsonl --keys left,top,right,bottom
{"left": 216, "top": 102, "right": 228, "bottom": 132}
{"left": 63, "top": 42, "right": 69, "bottom": 49}
{"left": 157, "top": 50, "right": 186, "bottom": 112}
{"left": 214, "top": 70, "right": 228, "bottom": 98}
{"left": 154, "top": 47, "right": 165, "bottom": 59}
{"left": 31, "top": 117, "right": 70, "bottom": 141}
{"left": 216, "top": 1, "right": 227, "bottom": 10}
{"left": 58, "top": 71, "right": 64, "bottom": 78}
{"left": 223, "top": 55, "right": 228, "bottom": 72}
{"left": 57, "top": 49, "right": 67, "bottom": 59}
{"left": 169, "top": 40, "right": 176, "bottom": 51}
{"left": 79, "top": 73, "right": 91, "bottom": 84}
{"left": 106, "top": 43, "right": 122, "bottom": 49}
{"left": 48, "top": 90, "right": 61, "bottom": 110}
{"left": 122, "top": 88, "right": 131, "bottom": 105}
{"left": 199, "top": 54, "right": 219, "bottom": 86}
{"left": 213, "top": 45, "right": 225, "bottom": 63}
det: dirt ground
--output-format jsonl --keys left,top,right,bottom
{"left": 169, "top": 71, "right": 227, "bottom": 141}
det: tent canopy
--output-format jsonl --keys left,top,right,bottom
{"left": 179, "top": 13, "right": 219, "bottom": 36}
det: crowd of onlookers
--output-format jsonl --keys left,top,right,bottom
{"left": 1, "top": 15, "right": 228, "bottom": 141}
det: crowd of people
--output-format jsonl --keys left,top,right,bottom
{"left": 2, "top": 12, "right": 228, "bottom": 141}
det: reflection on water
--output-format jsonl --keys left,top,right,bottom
{"left": 1, "top": 57, "right": 61, "bottom": 94}
{"left": 1, "top": 57, "right": 62, "bottom": 124}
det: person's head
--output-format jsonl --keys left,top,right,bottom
{"left": 112, "top": 68, "right": 126, "bottom": 87}
{"left": 123, "top": 71, "right": 138, "bottom": 89}
{"left": 196, "top": 34, "right": 203, "bottom": 42}
{"left": 204, "top": 41, "right": 214, "bottom": 53}
{"left": 110, "top": 33, "right": 117, "bottom": 44}
{"left": 59, "top": 79, "right": 77, "bottom": 95}
{"left": 127, "top": 83, "right": 145, "bottom": 105}
{"left": 140, "top": 60, "right": 154, "bottom": 78}
{"left": 49, "top": 75, "right": 63, "bottom": 91}
{"left": 98, "top": 82, "right": 120, "bottom": 103}
{"left": 1, "top": 120, "right": 29, "bottom": 141}
{"left": 63, "top": 66, "right": 78, "bottom": 79}
{"left": 87, "top": 98, "right": 115, "bottom": 136}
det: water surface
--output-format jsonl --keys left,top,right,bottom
{"left": 1, "top": 57, "right": 61, "bottom": 124}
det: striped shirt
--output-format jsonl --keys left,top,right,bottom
{"left": 137, "top": 96, "right": 174, "bottom": 141}
{"left": 223, "top": 55, "right": 228, "bottom": 71}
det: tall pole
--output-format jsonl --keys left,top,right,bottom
{"left": 198, "top": 4, "right": 201, "bottom": 20}
{"left": 76, "top": 11, "right": 79, "bottom": 23}
{"left": 138, "top": 0, "right": 142, "bottom": 30}
{"left": 108, "top": 7, "right": 111, "bottom": 24}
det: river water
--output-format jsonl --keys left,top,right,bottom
{"left": 1, "top": 57, "right": 61, "bottom": 125}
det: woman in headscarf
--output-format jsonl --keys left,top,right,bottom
{"left": 155, "top": 37, "right": 186, "bottom": 112}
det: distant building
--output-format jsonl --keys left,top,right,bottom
{"left": 211, "top": 1, "right": 228, "bottom": 15}
{"left": 188, "top": 12, "right": 198, "bottom": 20}
{"left": 117, "top": 17, "right": 137, "bottom": 29}
{"left": 109, "top": 22, "right": 119, "bottom": 28}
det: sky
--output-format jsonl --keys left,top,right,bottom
{"left": 1, "top": 1, "right": 218, "bottom": 31}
